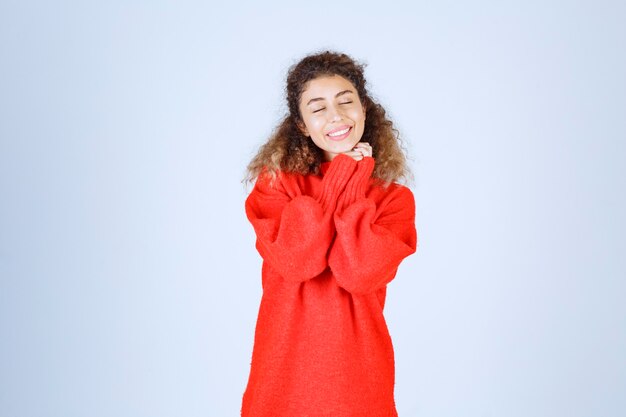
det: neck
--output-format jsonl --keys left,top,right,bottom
{"left": 323, "top": 150, "right": 338, "bottom": 161}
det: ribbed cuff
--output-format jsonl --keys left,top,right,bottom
{"left": 339, "top": 156, "right": 375, "bottom": 208}
{"left": 316, "top": 153, "right": 357, "bottom": 212}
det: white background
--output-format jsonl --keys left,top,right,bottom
{"left": 1, "top": 1, "right": 624, "bottom": 416}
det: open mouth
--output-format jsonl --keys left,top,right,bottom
{"left": 326, "top": 126, "right": 352, "bottom": 141}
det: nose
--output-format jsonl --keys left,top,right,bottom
{"left": 327, "top": 104, "right": 342, "bottom": 122}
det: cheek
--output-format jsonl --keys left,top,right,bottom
{"left": 308, "top": 118, "right": 326, "bottom": 134}
{"left": 300, "top": 117, "right": 316, "bottom": 134}
{"left": 349, "top": 107, "right": 365, "bottom": 121}
{"left": 352, "top": 115, "right": 366, "bottom": 132}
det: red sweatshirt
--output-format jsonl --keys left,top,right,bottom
{"left": 241, "top": 153, "right": 418, "bottom": 417}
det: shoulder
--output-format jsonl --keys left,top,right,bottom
{"left": 250, "top": 167, "right": 314, "bottom": 200}
{"left": 388, "top": 183, "right": 415, "bottom": 211}
{"left": 372, "top": 180, "right": 414, "bottom": 202}
{"left": 368, "top": 181, "right": 415, "bottom": 220}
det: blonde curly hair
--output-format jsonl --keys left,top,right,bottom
{"left": 242, "top": 50, "right": 413, "bottom": 189}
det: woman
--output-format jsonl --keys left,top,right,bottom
{"left": 241, "top": 50, "right": 418, "bottom": 417}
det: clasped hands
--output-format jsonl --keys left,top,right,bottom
{"left": 342, "top": 142, "right": 372, "bottom": 161}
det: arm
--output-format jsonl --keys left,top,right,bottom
{"left": 329, "top": 157, "right": 418, "bottom": 294}
{"left": 245, "top": 154, "right": 358, "bottom": 282}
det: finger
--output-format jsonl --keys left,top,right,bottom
{"left": 352, "top": 146, "right": 370, "bottom": 157}
{"left": 350, "top": 147, "right": 367, "bottom": 158}
{"left": 342, "top": 150, "right": 364, "bottom": 161}
{"left": 353, "top": 143, "right": 372, "bottom": 156}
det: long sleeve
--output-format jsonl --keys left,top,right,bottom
{"left": 329, "top": 156, "right": 418, "bottom": 294}
{"left": 245, "top": 154, "right": 358, "bottom": 283}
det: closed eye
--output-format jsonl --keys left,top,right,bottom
{"left": 313, "top": 101, "right": 353, "bottom": 113}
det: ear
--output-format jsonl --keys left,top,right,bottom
{"left": 362, "top": 104, "right": 367, "bottom": 121}
{"left": 296, "top": 120, "right": 309, "bottom": 137}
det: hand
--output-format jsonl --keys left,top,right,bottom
{"left": 341, "top": 142, "right": 372, "bottom": 161}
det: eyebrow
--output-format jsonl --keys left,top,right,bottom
{"left": 306, "top": 89, "right": 354, "bottom": 106}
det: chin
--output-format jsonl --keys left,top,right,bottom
{"left": 330, "top": 141, "right": 358, "bottom": 153}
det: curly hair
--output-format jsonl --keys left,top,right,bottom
{"left": 242, "top": 50, "right": 413, "bottom": 189}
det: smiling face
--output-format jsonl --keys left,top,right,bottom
{"left": 297, "top": 75, "right": 366, "bottom": 161}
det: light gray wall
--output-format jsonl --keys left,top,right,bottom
{"left": 1, "top": 1, "right": 624, "bottom": 416}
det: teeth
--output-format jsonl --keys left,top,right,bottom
{"left": 328, "top": 127, "right": 350, "bottom": 137}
